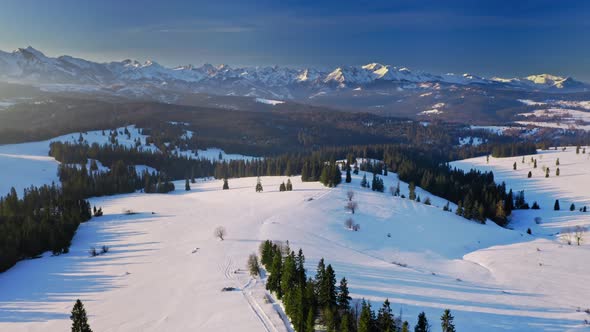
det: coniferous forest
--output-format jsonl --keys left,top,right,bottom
{"left": 0, "top": 185, "right": 91, "bottom": 272}
{"left": 259, "top": 240, "right": 455, "bottom": 332}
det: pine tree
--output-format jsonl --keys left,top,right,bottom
{"left": 401, "top": 321, "right": 410, "bottom": 332}
{"left": 337, "top": 277, "right": 351, "bottom": 311}
{"left": 223, "top": 178, "right": 229, "bottom": 190}
{"left": 414, "top": 311, "right": 430, "bottom": 332}
{"left": 286, "top": 179, "right": 293, "bottom": 191}
{"left": 456, "top": 201, "right": 464, "bottom": 216}
{"left": 319, "top": 264, "right": 337, "bottom": 308}
{"left": 440, "top": 309, "right": 456, "bottom": 332}
{"left": 266, "top": 252, "right": 283, "bottom": 298}
{"left": 395, "top": 181, "right": 401, "bottom": 196}
{"left": 545, "top": 167, "right": 550, "bottom": 178}
{"left": 361, "top": 173, "right": 368, "bottom": 188}
{"left": 346, "top": 167, "right": 352, "bottom": 183}
{"left": 280, "top": 182, "right": 287, "bottom": 192}
{"left": 556, "top": 158, "right": 560, "bottom": 166}
{"left": 358, "top": 300, "right": 375, "bottom": 332}
{"left": 534, "top": 159, "right": 537, "bottom": 168}
{"left": 527, "top": 171, "right": 532, "bottom": 178}
{"left": 185, "top": 178, "right": 190, "bottom": 191}
{"left": 70, "top": 299, "right": 92, "bottom": 332}
{"left": 377, "top": 299, "right": 396, "bottom": 332}
{"left": 409, "top": 182, "right": 416, "bottom": 200}
{"left": 513, "top": 162, "right": 517, "bottom": 170}
{"left": 570, "top": 203, "right": 576, "bottom": 211}
{"left": 554, "top": 199, "right": 560, "bottom": 211}
{"left": 556, "top": 168, "right": 560, "bottom": 176}
{"left": 340, "top": 312, "right": 351, "bottom": 332}
{"left": 305, "top": 308, "right": 315, "bottom": 332}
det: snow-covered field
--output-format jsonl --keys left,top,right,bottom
{"left": 0, "top": 125, "right": 255, "bottom": 197}
{"left": 2, "top": 153, "right": 590, "bottom": 331}
{"left": 255, "top": 98, "right": 285, "bottom": 105}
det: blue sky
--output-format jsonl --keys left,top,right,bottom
{"left": 0, "top": 0, "right": 589, "bottom": 79}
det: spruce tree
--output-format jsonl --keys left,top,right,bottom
{"left": 305, "top": 308, "right": 315, "bottom": 332}
{"left": 377, "top": 299, "right": 396, "bottom": 332}
{"left": 318, "top": 264, "right": 337, "bottom": 308}
{"left": 513, "top": 162, "right": 517, "bottom": 170}
{"left": 346, "top": 167, "right": 352, "bottom": 183}
{"left": 185, "top": 178, "right": 190, "bottom": 191}
{"left": 266, "top": 252, "right": 283, "bottom": 298}
{"left": 337, "top": 277, "right": 351, "bottom": 311}
{"left": 408, "top": 182, "right": 416, "bottom": 200}
{"left": 358, "top": 300, "right": 375, "bottom": 332}
{"left": 361, "top": 173, "right": 368, "bottom": 188}
{"left": 570, "top": 203, "right": 576, "bottom": 211}
{"left": 414, "top": 311, "right": 430, "bottom": 332}
{"left": 286, "top": 179, "right": 293, "bottom": 191}
{"left": 340, "top": 312, "right": 351, "bottom": 332}
{"left": 223, "top": 178, "right": 229, "bottom": 190}
{"left": 556, "top": 168, "right": 560, "bottom": 176}
{"left": 280, "top": 182, "right": 287, "bottom": 192}
{"left": 401, "top": 321, "right": 410, "bottom": 332}
{"left": 527, "top": 171, "right": 532, "bottom": 178}
{"left": 440, "top": 309, "right": 456, "bottom": 332}
{"left": 71, "top": 299, "right": 92, "bottom": 332}
{"left": 554, "top": 199, "right": 560, "bottom": 211}
{"left": 556, "top": 158, "right": 560, "bottom": 166}
{"left": 280, "top": 252, "right": 297, "bottom": 301}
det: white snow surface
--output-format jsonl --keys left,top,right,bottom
{"left": 1, "top": 164, "right": 589, "bottom": 330}
{"left": 255, "top": 98, "right": 285, "bottom": 105}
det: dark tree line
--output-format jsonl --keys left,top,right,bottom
{"left": 58, "top": 163, "right": 175, "bottom": 197}
{"left": 491, "top": 142, "right": 537, "bottom": 158}
{"left": 0, "top": 184, "right": 92, "bottom": 272}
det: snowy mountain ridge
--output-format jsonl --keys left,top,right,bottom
{"left": 0, "top": 46, "right": 586, "bottom": 94}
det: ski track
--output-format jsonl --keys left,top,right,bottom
{"left": 222, "top": 255, "right": 279, "bottom": 332}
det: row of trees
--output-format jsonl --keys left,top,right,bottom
{"left": 51, "top": 141, "right": 518, "bottom": 225}
{"left": 259, "top": 240, "right": 457, "bottom": 332}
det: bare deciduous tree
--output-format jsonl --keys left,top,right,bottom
{"left": 214, "top": 226, "right": 227, "bottom": 241}
{"left": 346, "top": 190, "right": 355, "bottom": 202}
{"left": 574, "top": 225, "right": 586, "bottom": 246}
{"left": 344, "top": 217, "right": 354, "bottom": 230}
{"left": 561, "top": 227, "right": 574, "bottom": 245}
{"left": 345, "top": 201, "right": 358, "bottom": 214}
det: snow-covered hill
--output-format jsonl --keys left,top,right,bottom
{"left": 1, "top": 154, "right": 590, "bottom": 330}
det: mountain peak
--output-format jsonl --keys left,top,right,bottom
{"left": 15, "top": 46, "right": 47, "bottom": 58}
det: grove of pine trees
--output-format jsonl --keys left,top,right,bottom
{"left": 259, "top": 240, "right": 455, "bottom": 332}
{"left": 0, "top": 185, "right": 92, "bottom": 272}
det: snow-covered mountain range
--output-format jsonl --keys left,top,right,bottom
{"left": 0, "top": 46, "right": 587, "bottom": 98}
